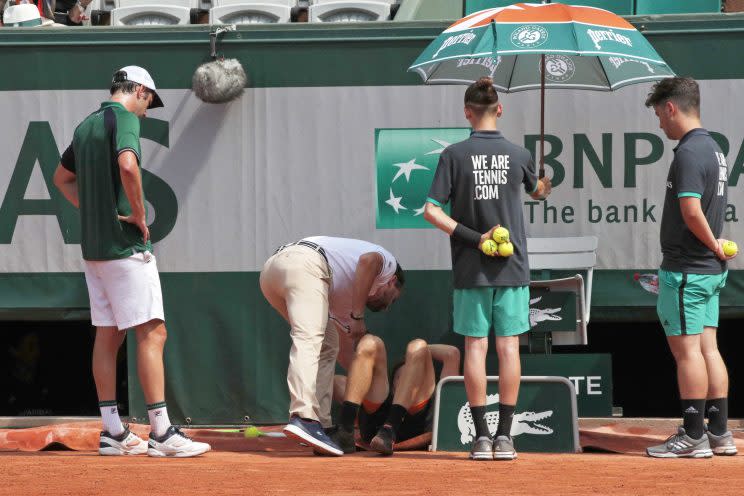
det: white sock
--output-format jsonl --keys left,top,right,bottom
{"left": 99, "top": 400, "right": 125, "bottom": 436}
{"left": 147, "top": 402, "right": 172, "bottom": 438}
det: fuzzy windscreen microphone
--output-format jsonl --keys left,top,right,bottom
{"left": 193, "top": 26, "right": 247, "bottom": 104}
{"left": 193, "top": 58, "right": 247, "bottom": 103}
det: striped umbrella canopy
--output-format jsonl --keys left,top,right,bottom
{"left": 408, "top": 2, "right": 676, "bottom": 174}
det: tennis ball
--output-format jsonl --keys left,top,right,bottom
{"left": 723, "top": 240, "right": 738, "bottom": 257}
{"left": 492, "top": 226, "right": 510, "bottom": 244}
{"left": 244, "top": 426, "right": 261, "bottom": 438}
{"left": 481, "top": 239, "right": 498, "bottom": 256}
{"left": 498, "top": 242, "right": 514, "bottom": 257}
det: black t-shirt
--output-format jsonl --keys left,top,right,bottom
{"left": 660, "top": 128, "right": 727, "bottom": 274}
{"left": 54, "top": 0, "right": 82, "bottom": 26}
{"left": 427, "top": 130, "right": 538, "bottom": 288}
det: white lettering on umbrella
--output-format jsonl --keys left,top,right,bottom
{"left": 456, "top": 56, "right": 502, "bottom": 77}
{"left": 607, "top": 57, "right": 654, "bottom": 73}
{"left": 433, "top": 32, "right": 477, "bottom": 58}
{"left": 587, "top": 29, "right": 633, "bottom": 50}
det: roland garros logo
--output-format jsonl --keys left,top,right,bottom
{"left": 511, "top": 25, "right": 548, "bottom": 48}
{"left": 433, "top": 31, "right": 477, "bottom": 58}
{"left": 542, "top": 54, "right": 576, "bottom": 83}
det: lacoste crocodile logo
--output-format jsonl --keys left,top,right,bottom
{"left": 529, "top": 297, "right": 562, "bottom": 328}
{"left": 456, "top": 393, "right": 554, "bottom": 444}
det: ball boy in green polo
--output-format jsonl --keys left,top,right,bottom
{"left": 53, "top": 66, "right": 209, "bottom": 458}
{"left": 424, "top": 77, "right": 551, "bottom": 460}
{"left": 644, "top": 77, "right": 738, "bottom": 458}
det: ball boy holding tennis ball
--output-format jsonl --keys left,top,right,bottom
{"left": 644, "top": 77, "right": 738, "bottom": 458}
{"left": 424, "top": 77, "right": 550, "bottom": 461}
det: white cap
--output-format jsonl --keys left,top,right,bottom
{"left": 3, "top": 4, "right": 55, "bottom": 27}
{"left": 114, "top": 65, "right": 164, "bottom": 109}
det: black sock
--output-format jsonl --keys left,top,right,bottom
{"left": 681, "top": 399, "right": 706, "bottom": 439}
{"left": 340, "top": 401, "right": 360, "bottom": 432}
{"left": 470, "top": 405, "right": 490, "bottom": 439}
{"left": 384, "top": 404, "right": 407, "bottom": 436}
{"left": 706, "top": 397, "right": 728, "bottom": 435}
{"left": 496, "top": 404, "right": 515, "bottom": 437}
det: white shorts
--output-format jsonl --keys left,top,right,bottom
{"left": 83, "top": 252, "right": 165, "bottom": 330}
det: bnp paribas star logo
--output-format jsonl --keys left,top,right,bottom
{"left": 375, "top": 128, "right": 469, "bottom": 229}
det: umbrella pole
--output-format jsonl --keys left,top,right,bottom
{"left": 540, "top": 54, "right": 546, "bottom": 179}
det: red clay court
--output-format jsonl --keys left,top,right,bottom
{"left": 1, "top": 420, "right": 742, "bottom": 495}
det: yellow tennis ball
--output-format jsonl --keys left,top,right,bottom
{"left": 492, "top": 227, "right": 510, "bottom": 244}
{"left": 244, "top": 426, "right": 261, "bottom": 438}
{"left": 481, "top": 239, "right": 498, "bottom": 256}
{"left": 723, "top": 240, "right": 738, "bottom": 257}
{"left": 498, "top": 242, "right": 514, "bottom": 257}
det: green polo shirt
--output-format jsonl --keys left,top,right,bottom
{"left": 60, "top": 101, "right": 152, "bottom": 261}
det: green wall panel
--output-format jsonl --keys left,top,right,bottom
{"left": 1, "top": 270, "right": 742, "bottom": 423}
{"left": 0, "top": 16, "right": 744, "bottom": 90}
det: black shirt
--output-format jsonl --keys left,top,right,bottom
{"left": 427, "top": 130, "right": 538, "bottom": 288}
{"left": 660, "top": 128, "right": 727, "bottom": 274}
{"left": 54, "top": 0, "right": 82, "bottom": 26}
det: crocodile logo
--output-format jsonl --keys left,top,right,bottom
{"left": 529, "top": 296, "right": 562, "bottom": 328}
{"left": 457, "top": 393, "right": 554, "bottom": 444}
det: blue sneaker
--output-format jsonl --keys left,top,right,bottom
{"left": 283, "top": 416, "right": 343, "bottom": 456}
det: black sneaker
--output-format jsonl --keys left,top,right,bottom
{"left": 370, "top": 425, "right": 395, "bottom": 456}
{"left": 327, "top": 425, "right": 356, "bottom": 454}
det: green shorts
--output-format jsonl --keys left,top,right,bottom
{"left": 656, "top": 269, "right": 727, "bottom": 336}
{"left": 453, "top": 286, "right": 530, "bottom": 338}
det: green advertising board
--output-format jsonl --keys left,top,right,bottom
{"left": 432, "top": 376, "right": 580, "bottom": 453}
{"left": 375, "top": 128, "right": 467, "bottom": 228}
{"left": 520, "top": 354, "right": 613, "bottom": 417}
{"left": 478, "top": 354, "right": 613, "bottom": 417}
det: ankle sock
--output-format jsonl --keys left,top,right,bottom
{"left": 99, "top": 400, "right": 125, "bottom": 436}
{"left": 147, "top": 401, "right": 172, "bottom": 438}
{"left": 681, "top": 399, "right": 706, "bottom": 439}
{"left": 496, "top": 403, "right": 515, "bottom": 437}
{"left": 470, "top": 405, "right": 490, "bottom": 439}
{"left": 340, "top": 401, "right": 360, "bottom": 432}
{"left": 706, "top": 397, "right": 728, "bottom": 436}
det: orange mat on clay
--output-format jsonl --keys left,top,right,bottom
{"left": 0, "top": 420, "right": 741, "bottom": 454}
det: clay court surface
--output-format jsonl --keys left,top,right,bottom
{"left": 0, "top": 421, "right": 742, "bottom": 495}
{"left": 1, "top": 450, "right": 743, "bottom": 496}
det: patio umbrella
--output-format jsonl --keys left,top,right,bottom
{"left": 408, "top": 2, "right": 675, "bottom": 176}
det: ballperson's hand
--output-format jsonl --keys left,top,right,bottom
{"left": 715, "top": 239, "right": 737, "bottom": 261}
{"left": 478, "top": 225, "right": 502, "bottom": 257}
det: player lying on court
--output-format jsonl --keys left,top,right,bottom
{"left": 330, "top": 336, "right": 460, "bottom": 455}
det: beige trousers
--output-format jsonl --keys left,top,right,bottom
{"left": 259, "top": 245, "right": 339, "bottom": 426}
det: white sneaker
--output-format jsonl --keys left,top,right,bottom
{"left": 99, "top": 426, "right": 148, "bottom": 456}
{"left": 147, "top": 426, "right": 211, "bottom": 458}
